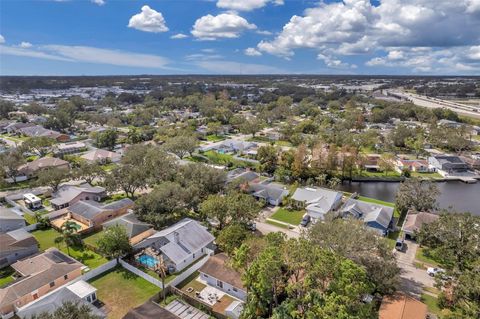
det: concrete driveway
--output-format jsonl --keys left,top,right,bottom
{"left": 395, "top": 241, "right": 435, "bottom": 297}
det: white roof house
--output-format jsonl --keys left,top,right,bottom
{"left": 291, "top": 187, "right": 343, "bottom": 221}
{"left": 135, "top": 218, "right": 215, "bottom": 272}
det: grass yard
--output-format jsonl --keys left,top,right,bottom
{"left": 421, "top": 293, "right": 451, "bottom": 318}
{"left": 32, "top": 228, "right": 108, "bottom": 269}
{"left": 203, "top": 150, "right": 257, "bottom": 168}
{"left": 0, "top": 267, "right": 15, "bottom": 287}
{"left": 410, "top": 171, "right": 443, "bottom": 179}
{"left": 101, "top": 193, "right": 127, "bottom": 204}
{"left": 415, "top": 247, "right": 441, "bottom": 267}
{"left": 358, "top": 196, "right": 395, "bottom": 207}
{"left": 270, "top": 208, "right": 305, "bottom": 225}
{"left": 100, "top": 163, "right": 117, "bottom": 172}
{"left": 206, "top": 134, "right": 226, "bottom": 142}
{"left": 82, "top": 230, "right": 106, "bottom": 248}
{"left": 89, "top": 266, "right": 160, "bottom": 319}
{"left": 275, "top": 140, "right": 293, "bottom": 147}
{"left": 355, "top": 170, "right": 401, "bottom": 178}
{"left": 266, "top": 219, "right": 290, "bottom": 229}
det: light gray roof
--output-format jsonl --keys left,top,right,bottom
{"left": 0, "top": 207, "right": 23, "bottom": 221}
{"left": 292, "top": 187, "right": 342, "bottom": 214}
{"left": 102, "top": 198, "right": 134, "bottom": 210}
{"left": 103, "top": 211, "right": 151, "bottom": 238}
{"left": 141, "top": 219, "right": 214, "bottom": 264}
{"left": 16, "top": 285, "right": 105, "bottom": 319}
{"left": 250, "top": 183, "right": 289, "bottom": 202}
{"left": 68, "top": 201, "right": 103, "bottom": 219}
{"left": 342, "top": 199, "right": 394, "bottom": 229}
{"left": 51, "top": 183, "right": 105, "bottom": 206}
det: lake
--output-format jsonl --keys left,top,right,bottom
{"left": 339, "top": 181, "right": 480, "bottom": 215}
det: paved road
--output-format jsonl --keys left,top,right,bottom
{"left": 395, "top": 241, "right": 435, "bottom": 298}
{"left": 255, "top": 220, "right": 301, "bottom": 238}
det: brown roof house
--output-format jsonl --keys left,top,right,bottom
{"left": 18, "top": 157, "right": 70, "bottom": 179}
{"left": 403, "top": 211, "right": 439, "bottom": 240}
{"left": 18, "top": 125, "right": 70, "bottom": 142}
{"left": 50, "top": 183, "right": 106, "bottom": 210}
{"left": 379, "top": 292, "right": 428, "bottom": 319}
{"left": 51, "top": 198, "right": 135, "bottom": 233}
{"left": 80, "top": 149, "right": 121, "bottom": 164}
{"left": 0, "top": 229, "right": 39, "bottom": 268}
{"left": 199, "top": 253, "right": 246, "bottom": 302}
{"left": 0, "top": 248, "right": 83, "bottom": 318}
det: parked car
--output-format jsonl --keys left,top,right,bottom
{"left": 300, "top": 214, "right": 311, "bottom": 227}
{"left": 395, "top": 238, "right": 404, "bottom": 251}
{"left": 427, "top": 267, "right": 445, "bottom": 277}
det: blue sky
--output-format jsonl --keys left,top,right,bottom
{"left": 1, "top": 0, "right": 479, "bottom": 75}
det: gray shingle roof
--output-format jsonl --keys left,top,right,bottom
{"left": 50, "top": 184, "right": 105, "bottom": 207}
{"left": 342, "top": 199, "right": 394, "bottom": 230}
{"left": 103, "top": 211, "right": 151, "bottom": 238}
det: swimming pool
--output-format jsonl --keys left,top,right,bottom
{"left": 137, "top": 254, "right": 158, "bottom": 268}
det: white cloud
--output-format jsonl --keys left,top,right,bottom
{"left": 19, "top": 42, "right": 32, "bottom": 48}
{"left": 244, "top": 47, "right": 262, "bottom": 56}
{"left": 171, "top": 33, "right": 188, "bottom": 39}
{"left": 0, "top": 35, "right": 4, "bottom": 44}
{"left": 256, "top": 0, "right": 480, "bottom": 72}
{"left": 317, "top": 53, "right": 354, "bottom": 69}
{"left": 0, "top": 44, "right": 171, "bottom": 69}
{"left": 185, "top": 53, "right": 223, "bottom": 61}
{"left": 191, "top": 13, "right": 256, "bottom": 40}
{"left": 91, "top": 0, "right": 105, "bottom": 5}
{"left": 195, "top": 60, "right": 284, "bottom": 74}
{"left": 256, "top": 30, "right": 273, "bottom": 35}
{"left": 128, "top": 5, "right": 168, "bottom": 33}
{"left": 216, "top": 0, "right": 283, "bottom": 12}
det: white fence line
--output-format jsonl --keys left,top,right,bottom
{"left": 23, "top": 223, "right": 38, "bottom": 232}
{"left": 119, "top": 259, "right": 164, "bottom": 288}
{"left": 81, "top": 259, "right": 118, "bottom": 281}
{"left": 167, "top": 254, "right": 210, "bottom": 288}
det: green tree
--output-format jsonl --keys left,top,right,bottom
{"left": 55, "top": 221, "right": 81, "bottom": 256}
{"left": 93, "top": 129, "right": 118, "bottom": 150}
{"left": 216, "top": 224, "right": 250, "bottom": 256}
{"left": 240, "top": 118, "right": 263, "bottom": 137}
{"left": 96, "top": 225, "right": 132, "bottom": 262}
{"left": 74, "top": 161, "right": 104, "bottom": 185}
{"left": 0, "top": 100, "right": 15, "bottom": 118}
{"left": 104, "top": 165, "right": 147, "bottom": 199}
{"left": 36, "top": 167, "right": 69, "bottom": 192}
{"left": 21, "top": 137, "right": 56, "bottom": 157}
{"left": 207, "top": 121, "right": 222, "bottom": 136}
{"left": 30, "top": 301, "right": 102, "bottom": 319}
{"left": 257, "top": 145, "right": 278, "bottom": 174}
{"left": 0, "top": 151, "right": 26, "bottom": 184}
{"left": 162, "top": 135, "right": 198, "bottom": 159}
{"left": 395, "top": 178, "right": 439, "bottom": 213}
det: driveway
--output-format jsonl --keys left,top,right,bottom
{"left": 395, "top": 241, "right": 435, "bottom": 297}
{"left": 255, "top": 221, "right": 301, "bottom": 238}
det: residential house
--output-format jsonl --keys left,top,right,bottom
{"left": 0, "top": 229, "right": 39, "bottom": 268}
{"left": 18, "top": 157, "right": 70, "bottom": 179}
{"left": 363, "top": 154, "right": 381, "bottom": 172}
{"left": 4, "top": 122, "right": 35, "bottom": 134}
{"left": 0, "top": 248, "right": 83, "bottom": 317}
{"left": 379, "top": 292, "right": 427, "bottom": 319}
{"left": 402, "top": 211, "right": 439, "bottom": 240}
{"left": 18, "top": 125, "right": 69, "bottom": 142}
{"left": 226, "top": 168, "right": 260, "bottom": 184}
{"left": 103, "top": 211, "right": 154, "bottom": 245}
{"left": 394, "top": 158, "right": 430, "bottom": 173}
{"left": 0, "top": 207, "right": 25, "bottom": 233}
{"left": 80, "top": 149, "right": 121, "bottom": 164}
{"left": 461, "top": 154, "right": 480, "bottom": 170}
{"left": 340, "top": 199, "right": 394, "bottom": 236}
{"left": 16, "top": 280, "right": 104, "bottom": 319}
{"left": 50, "top": 183, "right": 106, "bottom": 210}
{"left": 51, "top": 198, "right": 134, "bottom": 233}
{"left": 249, "top": 183, "right": 289, "bottom": 206}
{"left": 135, "top": 218, "right": 215, "bottom": 272}
{"left": 199, "top": 253, "right": 247, "bottom": 302}
{"left": 428, "top": 155, "right": 470, "bottom": 175}
{"left": 54, "top": 141, "right": 87, "bottom": 156}
{"left": 201, "top": 139, "right": 257, "bottom": 154}
{"left": 291, "top": 187, "right": 343, "bottom": 222}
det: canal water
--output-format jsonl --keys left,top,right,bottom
{"left": 339, "top": 181, "right": 480, "bottom": 215}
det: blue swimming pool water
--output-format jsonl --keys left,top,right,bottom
{"left": 137, "top": 254, "right": 158, "bottom": 268}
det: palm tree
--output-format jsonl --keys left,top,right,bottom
{"left": 55, "top": 221, "right": 79, "bottom": 256}
{"left": 154, "top": 255, "right": 168, "bottom": 301}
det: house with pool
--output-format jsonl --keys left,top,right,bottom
{"left": 134, "top": 218, "right": 215, "bottom": 273}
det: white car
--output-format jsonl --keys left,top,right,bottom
{"left": 427, "top": 267, "right": 444, "bottom": 277}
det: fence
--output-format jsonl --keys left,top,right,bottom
{"left": 167, "top": 254, "right": 211, "bottom": 288}
{"left": 23, "top": 223, "right": 38, "bottom": 232}
{"left": 119, "top": 259, "right": 164, "bottom": 288}
{"left": 81, "top": 259, "right": 118, "bottom": 281}
{"left": 169, "top": 286, "right": 228, "bottom": 319}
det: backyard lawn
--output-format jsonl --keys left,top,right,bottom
{"left": 357, "top": 196, "right": 395, "bottom": 207}
{"left": 270, "top": 208, "right": 305, "bottom": 225}
{"left": 82, "top": 230, "right": 106, "bottom": 248}
{"left": 89, "top": 267, "right": 160, "bottom": 319}
{"left": 32, "top": 228, "right": 108, "bottom": 269}
{"left": 0, "top": 267, "right": 15, "bottom": 287}
{"left": 421, "top": 293, "right": 451, "bottom": 318}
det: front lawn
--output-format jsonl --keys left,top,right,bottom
{"left": 421, "top": 293, "right": 451, "bottom": 318}
{"left": 385, "top": 230, "right": 401, "bottom": 250}
{"left": 32, "top": 228, "right": 108, "bottom": 269}
{"left": 206, "top": 134, "right": 226, "bottom": 142}
{"left": 270, "top": 208, "right": 305, "bottom": 225}
{"left": 415, "top": 247, "right": 441, "bottom": 267}
{"left": 89, "top": 266, "right": 160, "bottom": 319}
{"left": 266, "top": 220, "right": 290, "bottom": 229}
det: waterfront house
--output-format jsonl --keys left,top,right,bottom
{"left": 291, "top": 187, "right": 343, "bottom": 222}
{"left": 402, "top": 211, "right": 439, "bottom": 240}
{"left": 0, "top": 248, "right": 83, "bottom": 318}
{"left": 428, "top": 155, "right": 470, "bottom": 175}
{"left": 340, "top": 199, "right": 394, "bottom": 236}
{"left": 248, "top": 183, "right": 289, "bottom": 206}
{"left": 135, "top": 218, "right": 215, "bottom": 272}
{"left": 394, "top": 158, "right": 430, "bottom": 173}
{"left": 0, "top": 229, "right": 39, "bottom": 268}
